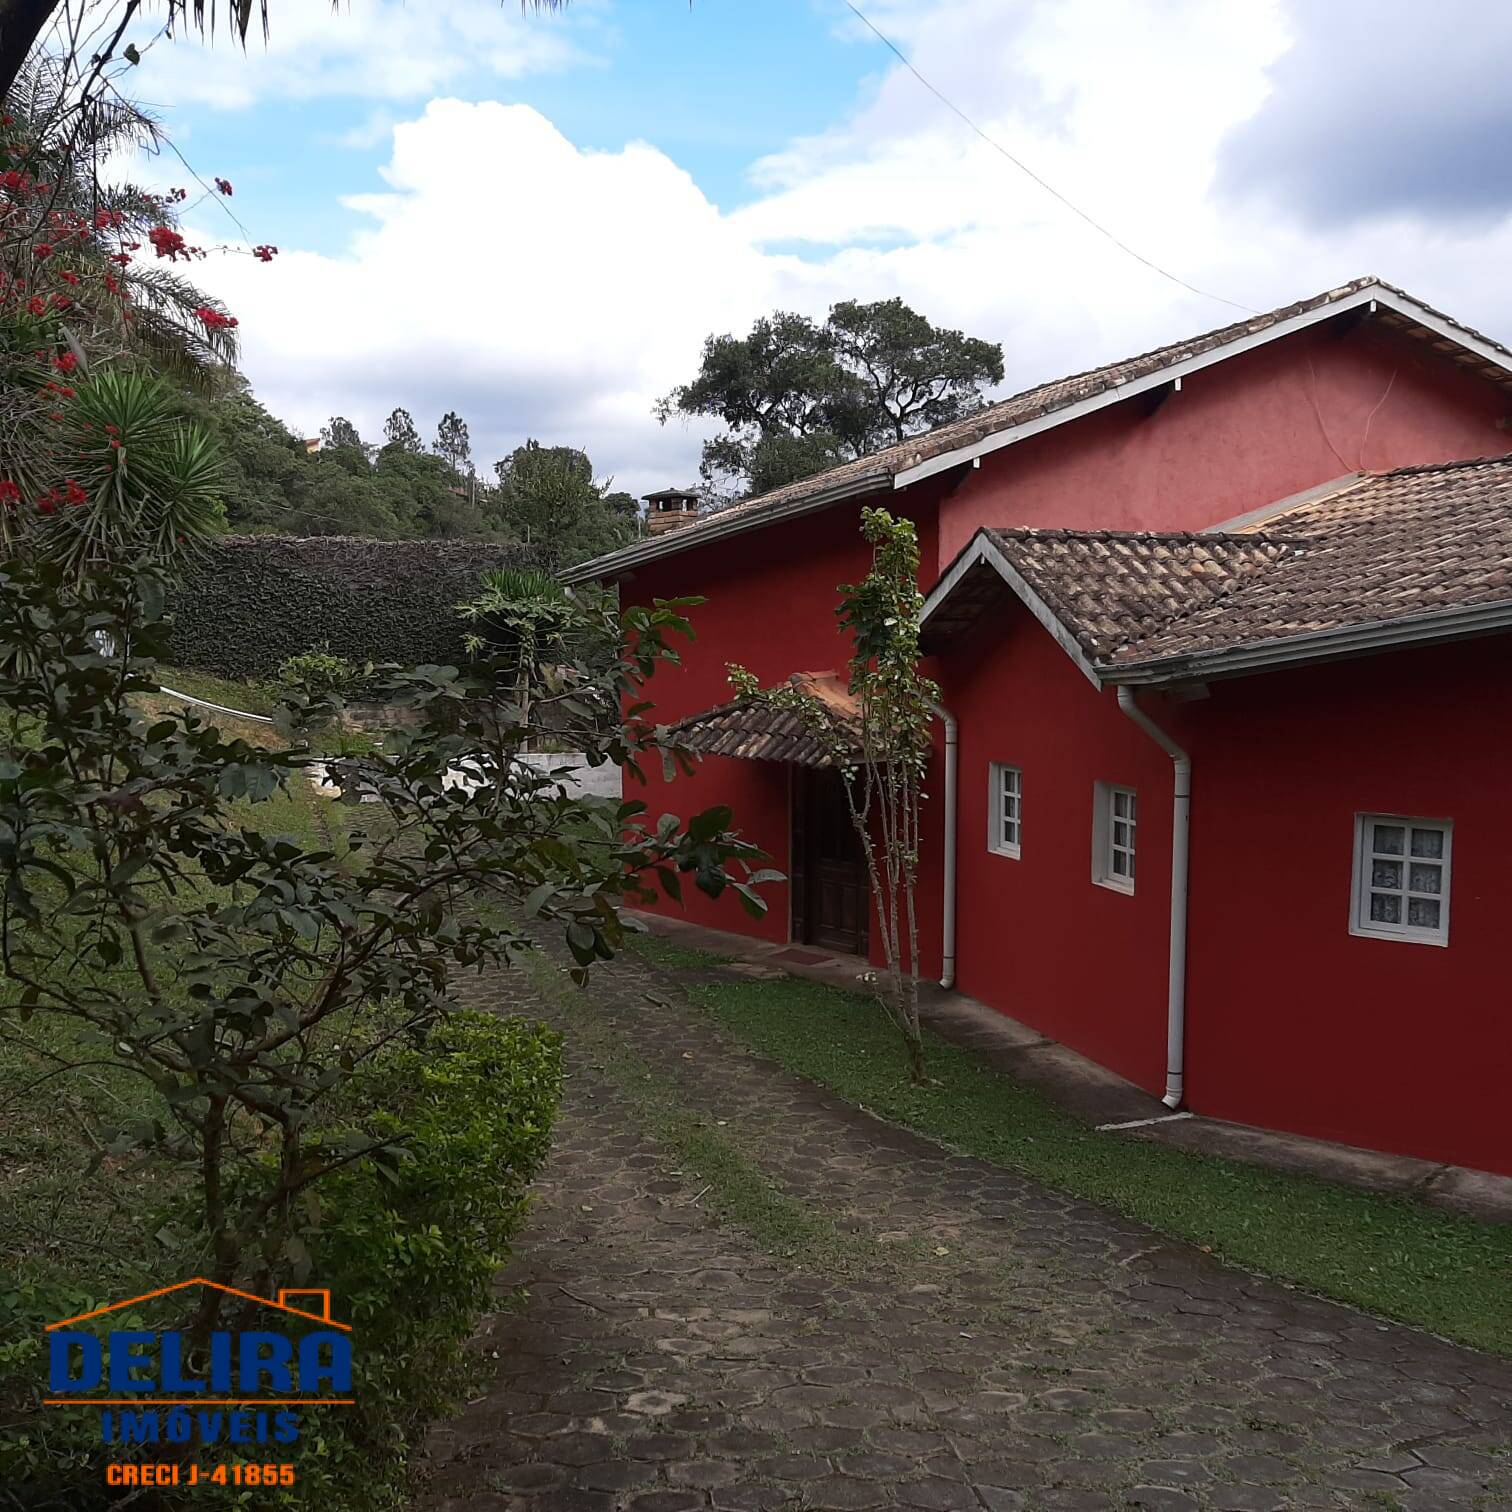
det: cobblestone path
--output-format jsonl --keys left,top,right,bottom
{"left": 415, "top": 946, "right": 1512, "bottom": 1512}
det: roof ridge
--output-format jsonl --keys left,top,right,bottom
{"left": 1370, "top": 450, "right": 1512, "bottom": 481}
{"left": 989, "top": 525, "right": 1298, "bottom": 546}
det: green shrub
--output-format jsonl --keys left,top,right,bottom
{"left": 275, "top": 644, "right": 362, "bottom": 700}
{"left": 300, "top": 1011, "right": 562, "bottom": 1503}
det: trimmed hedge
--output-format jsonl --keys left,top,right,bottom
{"left": 167, "top": 535, "right": 551, "bottom": 678}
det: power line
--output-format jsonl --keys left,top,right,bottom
{"left": 843, "top": 1, "right": 1257, "bottom": 316}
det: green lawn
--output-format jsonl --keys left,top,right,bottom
{"left": 665, "top": 962, "right": 1512, "bottom": 1355}
{"left": 153, "top": 662, "right": 279, "bottom": 717}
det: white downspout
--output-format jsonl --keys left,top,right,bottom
{"left": 931, "top": 701, "right": 958, "bottom": 989}
{"left": 1116, "top": 688, "right": 1190, "bottom": 1109}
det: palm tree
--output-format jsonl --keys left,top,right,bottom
{"left": 0, "top": 1, "right": 572, "bottom": 104}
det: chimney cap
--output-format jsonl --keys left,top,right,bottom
{"left": 642, "top": 486, "right": 700, "bottom": 503}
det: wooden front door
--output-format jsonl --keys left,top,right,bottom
{"left": 791, "top": 766, "right": 869, "bottom": 956}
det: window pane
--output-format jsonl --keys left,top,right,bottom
{"left": 1408, "top": 897, "right": 1441, "bottom": 929}
{"left": 1127, "top": 852, "right": 1135, "bottom": 880}
{"left": 1408, "top": 862, "right": 1441, "bottom": 895}
{"left": 1372, "top": 824, "right": 1405, "bottom": 855}
{"left": 1370, "top": 859, "right": 1402, "bottom": 889}
{"left": 1112, "top": 821, "right": 1128, "bottom": 848}
{"left": 1113, "top": 791, "right": 1128, "bottom": 818}
{"left": 1112, "top": 851, "right": 1128, "bottom": 876}
{"left": 1410, "top": 827, "right": 1444, "bottom": 859}
{"left": 1127, "top": 794, "right": 1137, "bottom": 823}
{"left": 1369, "top": 892, "right": 1401, "bottom": 924}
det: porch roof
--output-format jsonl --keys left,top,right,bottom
{"left": 666, "top": 671, "right": 861, "bottom": 768}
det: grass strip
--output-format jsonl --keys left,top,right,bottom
{"left": 665, "top": 966, "right": 1512, "bottom": 1355}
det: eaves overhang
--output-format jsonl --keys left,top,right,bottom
{"left": 1102, "top": 599, "right": 1512, "bottom": 686}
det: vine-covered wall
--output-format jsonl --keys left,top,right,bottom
{"left": 168, "top": 535, "right": 546, "bottom": 678}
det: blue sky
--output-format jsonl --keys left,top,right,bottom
{"left": 138, "top": 2, "right": 876, "bottom": 258}
{"left": 117, "top": 0, "right": 1512, "bottom": 495}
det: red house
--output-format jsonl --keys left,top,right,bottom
{"left": 568, "top": 277, "right": 1512, "bottom": 1177}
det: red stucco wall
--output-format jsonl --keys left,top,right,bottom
{"left": 939, "top": 321, "right": 1512, "bottom": 563}
{"left": 938, "top": 604, "right": 1512, "bottom": 1177}
{"left": 1182, "top": 638, "right": 1512, "bottom": 1176}
{"left": 938, "top": 601, "right": 1179, "bottom": 1092}
{"left": 621, "top": 488, "right": 944, "bottom": 952}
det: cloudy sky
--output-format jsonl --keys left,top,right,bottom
{"left": 118, "top": 0, "right": 1512, "bottom": 496}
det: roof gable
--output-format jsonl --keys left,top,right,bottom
{"left": 565, "top": 278, "right": 1512, "bottom": 585}
{"left": 922, "top": 454, "right": 1512, "bottom": 685}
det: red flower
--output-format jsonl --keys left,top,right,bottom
{"left": 0, "top": 479, "right": 21, "bottom": 505}
{"left": 58, "top": 270, "right": 79, "bottom": 285}
{"left": 33, "top": 242, "right": 52, "bottom": 259}
{"left": 252, "top": 244, "right": 278, "bottom": 262}
{"left": 52, "top": 351, "right": 76, "bottom": 373}
{"left": 148, "top": 225, "right": 187, "bottom": 261}
{"left": 26, "top": 295, "right": 44, "bottom": 315}
{"left": 65, "top": 479, "right": 87, "bottom": 506}
{"left": 49, "top": 293, "right": 70, "bottom": 310}
{"left": 214, "top": 177, "right": 233, "bottom": 196}
{"left": 194, "top": 305, "right": 238, "bottom": 330}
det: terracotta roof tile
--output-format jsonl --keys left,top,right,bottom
{"left": 932, "top": 455, "right": 1512, "bottom": 678}
{"left": 983, "top": 529, "right": 1295, "bottom": 662}
{"left": 1109, "top": 453, "right": 1512, "bottom": 669}
{"left": 667, "top": 671, "right": 860, "bottom": 768}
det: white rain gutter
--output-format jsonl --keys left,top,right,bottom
{"left": 1116, "top": 689, "right": 1190, "bottom": 1108}
{"left": 931, "top": 701, "right": 958, "bottom": 989}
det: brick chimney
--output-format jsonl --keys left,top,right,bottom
{"left": 643, "top": 487, "right": 701, "bottom": 537}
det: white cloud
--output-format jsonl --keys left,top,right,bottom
{"left": 190, "top": 99, "right": 786, "bottom": 491}
{"left": 125, "top": 0, "right": 590, "bottom": 110}
{"left": 182, "top": 0, "right": 1512, "bottom": 500}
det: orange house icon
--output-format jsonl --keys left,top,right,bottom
{"left": 48, "top": 1277, "right": 350, "bottom": 1333}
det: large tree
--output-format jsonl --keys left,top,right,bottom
{"left": 434, "top": 409, "right": 473, "bottom": 476}
{"left": 494, "top": 439, "right": 638, "bottom": 563}
{"left": 827, "top": 297, "right": 1004, "bottom": 447}
{"left": 321, "top": 414, "right": 364, "bottom": 451}
{"left": 383, "top": 405, "right": 423, "bottom": 453}
{"left": 660, "top": 299, "right": 1003, "bottom": 499}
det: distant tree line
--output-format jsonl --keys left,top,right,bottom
{"left": 178, "top": 382, "right": 640, "bottom": 567}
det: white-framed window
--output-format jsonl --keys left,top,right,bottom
{"left": 1092, "top": 782, "right": 1136, "bottom": 893}
{"left": 1351, "top": 814, "right": 1451, "bottom": 946}
{"left": 988, "top": 763, "right": 1021, "bottom": 858}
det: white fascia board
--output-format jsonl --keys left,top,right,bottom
{"left": 1105, "top": 599, "right": 1512, "bottom": 685}
{"left": 893, "top": 284, "right": 1512, "bottom": 492}
{"left": 921, "top": 531, "right": 1104, "bottom": 688}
